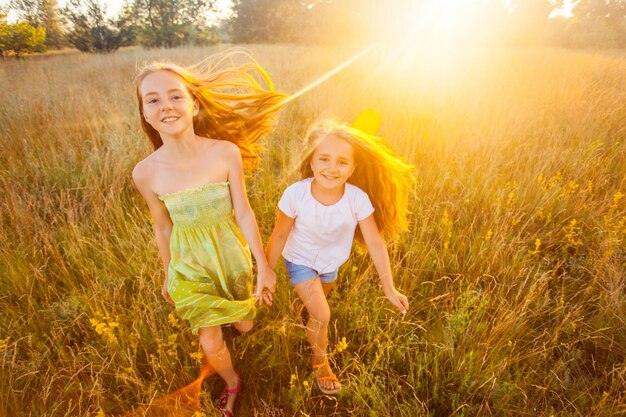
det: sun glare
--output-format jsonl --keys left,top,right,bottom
{"left": 549, "top": 0, "right": 580, "bottom": 19}
{"left": 372, "top": 0, "right": 510, "bottom": 78}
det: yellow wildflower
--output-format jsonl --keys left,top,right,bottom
{"left": 537, "top": 174, "right": 547, "bottom": 191}
{"left": 549, "top": 172, "right": 563, "bottom": 189}
{"left": 506, "top": 191, "right": 516, "bottom": 207}
{"left": 89, "top": 314, "right": 119, "bottom": 343}
{"left": 156, "top": 333, "right": 179, "bottom": 357}
{"left": 440, "top": 210, "right": 452, "bottom": 227}
{"left": 0, "top": 337, "right": 9, "bottom": 353}
{"left": 189, "top": 351, "right": 204, "bottom": 364}
{"left": 167, "top": 313, "right": 180, "bottom": 329}
{"left": 567, "top": 181, "right": 579, "bottom": 193}
{"left": 563, "top": 219, "right": 582, "bottom": 247}
{"left": 610, "top": 191, "right": 624, "bottom": 210}
{"left": 530, "top": 239, "right": 541, "bottom": 255}
{"left": 336, "top": 336, "right": 348, "bottom": 353}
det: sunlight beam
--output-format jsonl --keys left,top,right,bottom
{"left": 276, "top": 44, "right": 378, "bottom": 109}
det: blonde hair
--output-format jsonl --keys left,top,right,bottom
{"left": 299, "top": 121, "right": 415, "bottom": 242}
{"left": 134, "top": 49, "right": 286, "bottom": 170}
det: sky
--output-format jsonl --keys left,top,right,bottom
{"left": 1, "top": 0, "right": 575, "bottom": 24}
{"left": 1, "top": 0, "right": 234, "bottom": 22}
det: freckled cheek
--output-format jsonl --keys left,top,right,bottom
{"left": 143, "top": 110, "right": 160, "bottom": 127}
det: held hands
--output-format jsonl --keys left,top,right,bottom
{"left": 384, "top": 287, "right": 409, "bottom": 315}
{"left": 254, "top": 265, "right": 276, "bottom": 306}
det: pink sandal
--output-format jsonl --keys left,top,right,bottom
{"left": 218, "top": 371, "right": 241, "bottom": 417}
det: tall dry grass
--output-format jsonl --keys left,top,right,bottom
{"left": 0, "top": 44, "right": 624, "bottom": 416}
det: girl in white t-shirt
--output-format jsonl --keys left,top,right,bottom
{"left": 265, "top": 120, "right": 414, "bottom": 395}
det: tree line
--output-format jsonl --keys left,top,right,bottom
{"left": 1, "top": 0, "right": 218, "bottom": 58}
{"left": 229, "top": 0, "right": 626, "bottom": 48}
{"left": 1, "top": 0, "right": 625, "bottom": 59}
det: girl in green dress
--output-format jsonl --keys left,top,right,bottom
{"left": 132, "top": 50, "right": 284, "bottom": 417}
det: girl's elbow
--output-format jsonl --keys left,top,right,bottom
{"left": 366, "top": 236, "right": 387, "bottom": 252}
{"left": 154, "top": 223, "right": 172, "bottom": 236}
{"left": 234, "top": 208, "right": 255, "bottom": 225}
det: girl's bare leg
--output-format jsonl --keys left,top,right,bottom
{"left": 233, "top": 320, "right": 253, "bottom": 333}
{"left": 294, "top": 278, "right": 341, "bottom": 392}
{"left": 198, "top": 326, "right": 240, "bottom": 413}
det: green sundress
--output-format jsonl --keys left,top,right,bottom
{"left": 159, "top": 182, "right": 255, "bottom": 334}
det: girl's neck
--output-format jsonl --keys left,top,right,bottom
{"left": 160, "top": 130, "right": 204, "bottom": 158}
{"left": 311, "top": 179, "right": 346, "bottom": 206}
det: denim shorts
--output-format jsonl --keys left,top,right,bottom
{"left": 284, "top": 259, "right": 338, "bottom": 285}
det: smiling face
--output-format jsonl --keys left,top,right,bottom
{"left": 310, "top": 134, "right": 356, "bottom": 190}
{"left": 139, "top": 70, "right": 199, "bottom": 139}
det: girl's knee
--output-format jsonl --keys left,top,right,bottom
{"left": 198, "top": 328, "right": 224, "bottom": 354}
{"left": 309, "top": 306, "right": 331, "bottom": 326}
{"left": 233, "top": 320, "right": 253, "bottom": 333}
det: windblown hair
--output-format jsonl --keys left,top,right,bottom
{"left": 299, "top": 121, "right": 415, "bottom": 242}
{"left": 134, "top": 48, "right": 287, "bottom": 170}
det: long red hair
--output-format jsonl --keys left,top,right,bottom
{"left": 134, "top": 49, "right": 286, "bottom": 170}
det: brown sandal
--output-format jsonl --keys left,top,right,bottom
{"left": 312, "top": 361, "right": 341, "bottom": 395}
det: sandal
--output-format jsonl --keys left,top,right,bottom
{"left": 218, "top": 371, "right": 241, "bottom": 417}
{"left": 312, "top": 361, "right": 341, "bottom": 395}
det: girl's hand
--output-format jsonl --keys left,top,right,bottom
{"left": 384, "top": 287, "right": 409, "bottom": 314}
{"left": 254, "top": 266, "right": 276, "bottom": 306}
{"left": 162, "top": 282, "right": 175, "bottom": 306}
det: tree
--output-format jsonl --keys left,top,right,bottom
{"left": 574, "top": 0, "right": 626, "bottom": 45}
{"left": 0, "top": 12, "right": 8, "bottom": 59}
{"left": 62, "top": 0, "right": 131, "bottom": 53}
{"left": 575, "top": 0, "right": 626, "bottom": 21}
{"left": 9, "top": 0, "right": 38, "bottom": 24}
{"left": 229, "top": 0, "right": 298, "bottom": 43}
{"left": 124, "top": 0, "right": 218, "bottom": 48}
{"left": 228, "top": 0, "right": 376, "bottom": 44}
{"left": 10, "top": 0, "right": 64, "bottom": 49}
{"left": 0, "top": 20, "right": 46, "bottom": 58}
{"left": 548, "top": 0, "right": 626, "bottom": 47}
{"left": 37, "top": 0, "right": 64, "bottom": 48}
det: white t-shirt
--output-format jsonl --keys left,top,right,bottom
{"left": 278, "top": 177, "right": 375, "bottom": 274}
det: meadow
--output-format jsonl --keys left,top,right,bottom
{"left": 0, "top": 44, "right": 624, "bottom": 417}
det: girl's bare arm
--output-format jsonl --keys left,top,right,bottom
{"left": 265, "top": 210, "right": 295, "bottom": 269}
{"left": 225, "top": 142, "right": 276, "bottom": 305}
{"left": 359, "top": 214, "right": 409, "bottom": 313}
{"left": 132, "top": 161, "right": 175, "bottom": 305}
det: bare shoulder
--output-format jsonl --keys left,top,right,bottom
{"left": 132, "top": 154, "right": 158, "bottom": 191}
{"left": 213, "top": 139, "right": 241, "bottom": 159}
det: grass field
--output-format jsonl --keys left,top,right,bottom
{"left": 0, "top": 44, "right": 624, "bottom": 417}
